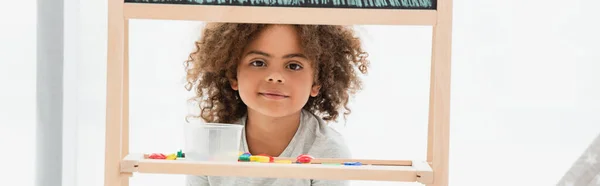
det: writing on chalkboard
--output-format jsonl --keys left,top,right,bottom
{"left": 125, "top": 0, "right": 436, "bottom": 9}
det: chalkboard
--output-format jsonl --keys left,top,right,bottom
{"left": 125, "top": 0, "right": 436, "bottom": 10}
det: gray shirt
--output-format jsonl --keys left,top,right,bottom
{"left": 186, "top": 109, "right": 351, "bottom": 186}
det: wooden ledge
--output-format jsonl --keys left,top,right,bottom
{"left": 121, "top": 153, "right": 433, "bottom": 183}
{"left": 123, "top": 3, "right": 437, "bottom": 25}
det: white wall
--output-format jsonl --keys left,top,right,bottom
{"left": 0, "top": 1, "right": 37, "bottom": 186}
{"left": 68, "top": 0, "right": 600, "bottom": 186}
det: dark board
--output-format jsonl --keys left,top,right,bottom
{"left": 125, "top": 0, "right": 436, "bottom": 10}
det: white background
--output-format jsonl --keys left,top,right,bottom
{"left": 1, "top": 0, "right": 600, "bottom": 186}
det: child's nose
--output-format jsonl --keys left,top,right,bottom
{"left": 265, "top": 72, "right": 285, "bottom": 84}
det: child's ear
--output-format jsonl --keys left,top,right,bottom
{"left": 230, "top": 79, "right": 239, "bottom": 90}
{"left": 310, "top": 84, "right": 321, "bottom": 97}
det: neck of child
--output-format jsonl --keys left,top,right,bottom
{"left": 245, "top": 109, "right": 302, "bottom": 157}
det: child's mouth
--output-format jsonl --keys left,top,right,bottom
{"left": 259, "top": 93, "right": 289, "bottom": 99}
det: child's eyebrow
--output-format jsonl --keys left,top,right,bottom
{"left": 246, "top": 50, "right": 307, "bottom": 59}
{"left": 246, "top": 50, "right": 271, "bottom": 57}
{"left": 282, "top": 53, "right": 307, "bottom": 59}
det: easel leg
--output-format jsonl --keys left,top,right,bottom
{"left": 122, "top": 14, "right": 130, "bottom": 175}
{"left": 104, "top": 0, "right": 130, "bottom": 186}
{"left": 426, "top": 0, "right": 453, "bottom": 186}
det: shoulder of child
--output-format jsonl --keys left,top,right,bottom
{"left": 301, "top": 110, "right": 351, "bottom": 159}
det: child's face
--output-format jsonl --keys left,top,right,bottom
{"left": 230, "top": 25, "right": 321, "bottom": 118}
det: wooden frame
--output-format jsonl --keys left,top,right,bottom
{"left": 104, "top": 0, "right": 452, "bottom": 185}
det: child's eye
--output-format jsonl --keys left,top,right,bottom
{"left": 287, "top": 63, "right": 303, "bottom": 71}
{"left": 250, "top": 60, "right": 266, "bottom": 67}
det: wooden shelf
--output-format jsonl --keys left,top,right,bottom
{"left": 123, "top": 3, "right": 437, "bottom": 25}
{"left": 121, "top": 153, "right": 433, "bottom": 183}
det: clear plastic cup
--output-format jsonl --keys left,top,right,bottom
{"left": 184, "top": 123, "right": 244, "bottom": 162}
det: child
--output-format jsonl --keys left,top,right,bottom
{"left": 184, "top": 23, "right": 370, "bottom": 186}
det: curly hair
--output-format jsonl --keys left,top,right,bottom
{"left": 184, "top": 23, "right": 369, "bottom": 124}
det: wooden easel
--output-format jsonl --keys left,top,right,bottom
{"left": 104, "top": 0, "right": 452, "bottom": 185}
